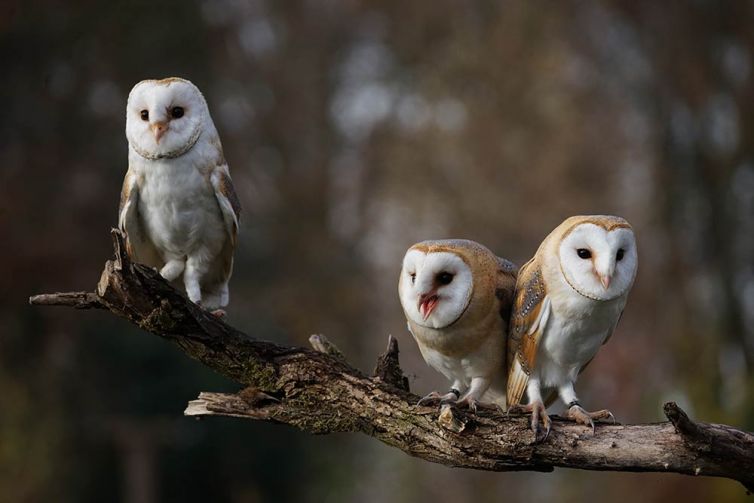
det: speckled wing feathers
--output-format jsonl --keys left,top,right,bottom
{"left": 506, "top": 257, "right": 550, "bottom": 407}
{"left": 210, "top": 164, "right": 241, "bottom": 278}
{"left": 211, "top": 165, "right": 240, "bottom": 244}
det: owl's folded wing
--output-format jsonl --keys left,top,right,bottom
{"left": 118, "top": 169, "right": 137, "bottom": 235}
{"left": 211, "top": 164, "right": 241, "bottom": 245}
{"left": 506, "top": 257, "right": 551, "bottom": 408}
{"left": 210, "top": 164, "right": 241, "bottom": 279}
{"left": 495, "top": 256, "right": 518, "bottom": 329}
{"left": 118, "top": 169, "right": 160, "bottom": 266}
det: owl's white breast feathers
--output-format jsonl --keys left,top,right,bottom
{"left": 536, "top": 258, "right": 627, "bottom": 388}
{"left": 414, "top": 323, "right": 506, "bottom": 402}
{"left": 128, "top": 142, "right": 227, "bottom": 258}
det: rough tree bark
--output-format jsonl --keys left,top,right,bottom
{"left": 29, "top": 230, "right": 754, "bottom": 492}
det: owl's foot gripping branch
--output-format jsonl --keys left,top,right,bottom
{"left": 29, "top": 229, "right": 754, "bottom": 493}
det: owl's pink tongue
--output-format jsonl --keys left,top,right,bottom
{"left": 420, "top": 295, "right": 439, "bottom": 320}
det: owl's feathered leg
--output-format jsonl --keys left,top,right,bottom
{"left": 219, "top": 282, "right": 229, "bottom": 307}
{"left": 201, "top": 290, "right": 222, "bottom": 311}
{"left": 201, "top": 282, "right": 228, "bottom": 317}
{"left": 160, "top": 259, "right": 185, "bottom": 282}
{"left": 559, "top": 382, "right": 614, "bottom": 433}
{"left": 184, "top": 254, "right": 211, "bottom": 306}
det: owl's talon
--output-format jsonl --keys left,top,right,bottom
{"left": 567, "top": 405, "right": 613, "bottom": 433}
{"left": 539, "top": 417, "right": 552, "bottom": 442}
{"left": 210, "top": 309, "right": 226, "bottom": 318}
{"left": 455, "top": 396, "right": 479, "bottom": 414}
{"left": 417, "top": 391, "right": 458, "bottom": 406}
{"left": 533, "top": 402, "right": 551, "bottom": 442}
{"left": 511, "top": 400, "right": 550, "bottom": 441}
{"left": 417, "top": 391, "right": 439, "bottom": 406}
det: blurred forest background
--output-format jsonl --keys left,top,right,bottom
{"left": 2, "top": 0, "right": 753, "bottom": 501}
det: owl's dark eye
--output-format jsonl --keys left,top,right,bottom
{"left": 576, "top": 248, "right": 592, "bottom": 259}
{"left": 409, "top": 273, "right": 416, "bottom": 284}
{"left": 171, "top": 106, "right": 184, "bottom": 119}
{"left": 616, "top": 248, "right": 625, "bottom": 261}
{"left": 437, "top": 272, "right": 454, "bottom": 285}
{"left": 140, "top": 110, "right": 149, "bottom": 121}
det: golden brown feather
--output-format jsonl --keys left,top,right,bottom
{"left": 506, "top": 256, "right": 548, "bottom": 407}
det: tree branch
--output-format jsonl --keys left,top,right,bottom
{"left": 30, "top": 230, "right": 754, "bottom": 492}
{"left": 29, "top": 291, "right": 103, "bottom": 309}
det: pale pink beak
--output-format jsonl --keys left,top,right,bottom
{"left": 151, "top": 121, "right": 168, "bottom": 143}
{"left": 598, "top": 273, "right": 611, "bottom": 290}
{"left": 418, "top": 292, "right": 439, "bottom": 320}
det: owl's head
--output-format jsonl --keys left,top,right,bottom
{"left": 398, "top": 239, "right": 503, "bottom": 330}
{"left": 556, "top": 216, "right": 638, "bottom": 301}
{"left": 126, "top": 78, "right": 210, "bottom": 160}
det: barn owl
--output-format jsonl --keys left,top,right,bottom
{"left": 119, "top": 77, "right": 240, "bottom": 315}
{"left": 506, "top": 215, "right": 637, "bottom": 440}
{"left": 399, "top": 240, "right": 517, "bottom": 411}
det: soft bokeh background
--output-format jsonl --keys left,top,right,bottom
{"left": 2, "top": 0, "right": 753, "bottom": 501}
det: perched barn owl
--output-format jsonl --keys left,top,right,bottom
{"left": 399, "top": 240, "right": 517, "bottom": 411}
{"left": 119, "top": 78, "right": 240, "bottom": 315}
{"left": 506, "top": 215, "right": 638, "bottom": 439}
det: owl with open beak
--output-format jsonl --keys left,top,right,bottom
{"left": 506, "top": 215, "right": 638, "bottom": 440}
{"left": 119, "top": 78, "right": 240, "bottom": 315}
{"left": 398, "top": 239, "right": 517, "bottom": 411}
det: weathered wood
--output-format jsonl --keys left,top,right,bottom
{"left": 371, "top": 334, "right": 410, "bottom": 392}
{"left": 29, "top": 229, "right": 754, "bottom": 492}
{"left": 29, "top": 291, "right": 102, "bottom": 309}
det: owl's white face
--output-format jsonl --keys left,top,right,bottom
{"left": 399, "top": 250, "right": 474, "bottom": 329}
{"left": 558, "top": 223, "right": 638, "bottom": 301}
{"left": 126, "top": 78, "right": 209, "bottom": 160}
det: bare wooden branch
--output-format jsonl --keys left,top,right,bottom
{"left": 29, "top": 291, "right": 103, "bottom": 309}
{"left": 30, "top": 229, "right": 754, "bottom": 492}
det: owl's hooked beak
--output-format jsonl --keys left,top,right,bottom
{"left": 151, "top": 122, "right": 169, "bottom": 143}
{"left": 418, "top": 292, "right": 439, "bottom": 320}
{"left": 598, "top": 273, "right": 611, "bottom": 290}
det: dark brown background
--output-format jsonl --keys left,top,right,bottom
{"left": 2, "top": 1, "right": 753, "bottom": 501}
